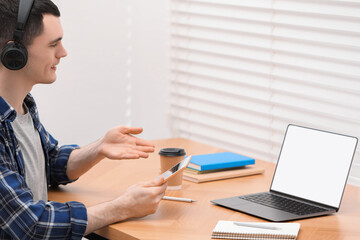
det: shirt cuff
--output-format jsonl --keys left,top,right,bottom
{"left": 66, "top": 201, "right": 88, "bottom": 239}
{"left": 51, "top": 144, "right": 80, "bottom": 185}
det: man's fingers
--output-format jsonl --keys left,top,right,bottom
{"left": 131, "top": 150, "right": 149, "bottom": 159}
{"left": 119, "top": 126, "right": 143, "bottom": 135}
{"left": 135, "top": 137, "right": 155, "bottom": 147}
{"left": 154, "top": 177, "right": 165, "bottom": 186}
{"left": 118, "top": 126, "right": 154, "bottom": 146}
{"left": 117, "top": 150, "right": 151, "bottom": 159}
{"left": 120, "top": 153, "right": 140, "bottom": 159}
{"left": 135, "top": 145, "right": 155, "bottom": 153}
{"left": 144, "top": 177, "right": 166, "bottom": 187}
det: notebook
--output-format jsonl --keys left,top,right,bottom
{"left": 183, "top": 165, "right": 264, "bottom": 183}
{"left": 211, "top": 124, "right": 358, "bottom": 222}
{"left": 211, "top": 220, "right": 300, "bottom": 240}
{"left": 187, "top": 152, "right": 255, "bottom": 171}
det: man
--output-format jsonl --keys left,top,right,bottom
{"left": 0, "top": 0, "right": 167, "bottom": 239}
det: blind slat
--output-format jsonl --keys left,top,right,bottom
{"left": 171, "top": 70, "right": 360, "bottom": 112}
{"left": 170, "top": 95, "right": 272, "bottom": 128}
{"left": 171, "top": 61, "right": 360, "bottom": 94}
{"left": 172, "top": 46, "right": 360, "bottom": 79}
{"left": 171, "top": 10, "right": 360, "bottom": 46}
{"left": 172, "top": 33, "right": 360, "bottom": 63}
{"left": 172, "top": 117, "right": 273, "bottom": 160}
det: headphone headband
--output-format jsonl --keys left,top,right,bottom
{"left": 13, "top": 0, "right": 34, "bottom": 41}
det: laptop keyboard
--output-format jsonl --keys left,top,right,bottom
{"left": 239, "top": 192, "right": 328, "bottom": 216}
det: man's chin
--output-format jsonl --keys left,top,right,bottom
{"left": 38, "top": 77, "right": 57, "bottom": 84}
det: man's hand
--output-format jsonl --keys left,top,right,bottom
{"left": 67, "top": 126, "right": 155, "bottom": 180}
{"left": 85, "top": 177, "right": 167, "bottom": 235}
{"left": 112, "top": 177, "right": 167, "bottom": 219}
{"left": 98, "top": 126, "right": 155, "bottom": 160}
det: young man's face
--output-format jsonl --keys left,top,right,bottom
{"left": 24, "top": 14, "right": 67, "bottom": 84}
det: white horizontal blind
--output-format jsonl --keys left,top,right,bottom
{"left": 169, "top": 0, "right": 360, "bottom": 186}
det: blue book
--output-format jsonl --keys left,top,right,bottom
{"left": 187, "top": 152, "right": 255, "bottom": 171}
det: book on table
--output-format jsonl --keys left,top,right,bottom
{"left": 187, "top": 152, "right": 255, "bottom": 171}
{"left": 184, "top": 166, "right": 248, "bottom": 174}
{"left": 183, "top": 165, "right": 264, "bottom": 183}
{"left": 183, "top": 152, "right": 263, "bottom": 183}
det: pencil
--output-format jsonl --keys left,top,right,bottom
{"left": 162, "top": 196, "right": 197, "bottom": 203}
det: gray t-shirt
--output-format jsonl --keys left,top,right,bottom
{"left": 11, "top": 110, "right": 47, "bottom": 202}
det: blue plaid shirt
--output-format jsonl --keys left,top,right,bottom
{"left": 0, "top": 94, "right": 87, "bottom": 239}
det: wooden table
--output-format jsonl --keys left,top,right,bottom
{"left": 48, "top": 138, "right": 360, "bottom": 240}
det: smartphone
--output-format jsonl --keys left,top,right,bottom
{"left": 157, "top": 155, "right": 192, "bottom": 182}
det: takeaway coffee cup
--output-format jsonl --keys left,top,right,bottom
{"left": 159, "top": 148, "right": 186, "bottom": 190}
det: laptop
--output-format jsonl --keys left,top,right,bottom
{"left": 211, "top": 124, "right": 358, "bottom": 222}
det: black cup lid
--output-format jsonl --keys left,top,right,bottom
{"left": 158, "top": 148, "right": 186, "bottom": 157}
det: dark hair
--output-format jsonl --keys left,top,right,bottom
{"left": 0, "top": 0, "right": 60, "bottom": 50}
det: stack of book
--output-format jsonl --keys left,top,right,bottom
{"left": 183, "top": 152, "right": 264, "bottom": 183}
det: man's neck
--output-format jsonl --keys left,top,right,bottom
{"left": 0, "top": 70, "right": 33, "bottom": 115}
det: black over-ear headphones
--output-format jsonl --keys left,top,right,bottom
{"left": 1, "top": 0, "right": 34, "bottom": 70}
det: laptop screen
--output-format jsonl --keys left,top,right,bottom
{"left": 270, "top": 125, "right": 358, "bottom": 208}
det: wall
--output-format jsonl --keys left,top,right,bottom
{"left": 31, "top": 0, "right": 171, "bottom": 146}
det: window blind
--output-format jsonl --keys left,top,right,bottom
{"left": 169, "top": 0, "right": 360, "bottom": 186}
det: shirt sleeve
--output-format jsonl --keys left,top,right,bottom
{"left": 0, "top": 162, "right": 87, "bottom": 239}
{"left": 40, "top": 124, "right": 80, "bottom": 187}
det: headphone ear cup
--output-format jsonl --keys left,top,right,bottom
{"left": 1, "top": 42, "right": 28, "bottom": 70}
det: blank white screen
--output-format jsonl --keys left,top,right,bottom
{"left": 271, "top": 125, "right": 357, "bottom": 208}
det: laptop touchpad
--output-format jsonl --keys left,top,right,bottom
{"left": 212, "top": 196, "right": 251, "bottom": 207}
